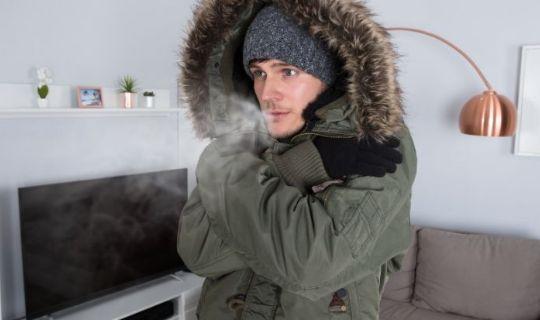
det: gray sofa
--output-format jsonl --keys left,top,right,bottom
{"left": 380, "top": 225, "right": 540, "bottom": 320}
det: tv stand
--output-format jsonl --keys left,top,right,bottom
{"left": 31, "top": 272, "right": 203, "bottom": 320}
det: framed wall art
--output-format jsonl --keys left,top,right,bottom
{"left": 514, "top": 45, "right": 540, "bottom": 156}
{"left": 77, "top": 86, "right": 104, "bottom": 108}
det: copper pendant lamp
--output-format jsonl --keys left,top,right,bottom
{"left": 386, "top": 27, "right": 517, "bottom": 137}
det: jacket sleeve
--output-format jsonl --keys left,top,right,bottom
{"left": 177, "top": 185, "right": 248, "bottom": 278}
{"left": 195, "top": 129, "right": 416, "bottom": 301}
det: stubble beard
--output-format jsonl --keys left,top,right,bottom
{"left": 261, "top": 101, "right": 305, "bottom": 139}
{"left": 266, "top": 119, "right": 305, "bottom": 139}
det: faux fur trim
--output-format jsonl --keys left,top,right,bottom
{"left": 179, "top": 0, "right": 404, "bottom": 142}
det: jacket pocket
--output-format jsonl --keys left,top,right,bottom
{"left": 197, "top": 269, "right": 254, "bottom": 320}
{"left": 241, "top": 274, "right": 281, "bottom": 320}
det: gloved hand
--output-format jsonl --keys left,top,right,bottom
{"left": 302, "top": 78, "right": 402, "bottom": 179}
{"left": 313, "top": 135, "right": 403, "bottom": 179}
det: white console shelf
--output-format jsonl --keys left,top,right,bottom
{"left": 30, "top": 272, "right": 204, "bottom": 320}
{"left": 0, "top": 83, "right": 183, "bottom": 118}
{"left": 0, "top": 108, "right": 184, "bottom": 118}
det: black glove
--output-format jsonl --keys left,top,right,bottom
{"left": 313, "top": 135, "right": 403, "bottom": 179}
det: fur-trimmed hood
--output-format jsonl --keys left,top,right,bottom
{"left": 179, "top": 0, "right": 404, "bottom": 142}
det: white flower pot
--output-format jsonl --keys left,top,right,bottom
{"left": 144, "top": 96, "right": 155, "bottom": 108}
{"left": 37, "top": 98, "right": 48, "bottom": 108}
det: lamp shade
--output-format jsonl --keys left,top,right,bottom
{"left": 459, "top": 90, "right": 516, "bottom": 136}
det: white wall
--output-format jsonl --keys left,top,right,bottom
{"left": 0, "top": 1, "right": 206, "bottom": 319}
{"left": 367, "top": 0, "right": 540, "bottom": 239}
{"left": 0, "top": 0, "right": 198, "bottom": 104}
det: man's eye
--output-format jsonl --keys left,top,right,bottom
{"left": 252, "top": 70, "right": 265, "bottom": 79}
{"left": 283, "top": 68, "right": 298, "bottom": 77}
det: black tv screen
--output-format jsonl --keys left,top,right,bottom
{"left": 18, "top": 169, "right": 188, "bottom": 319}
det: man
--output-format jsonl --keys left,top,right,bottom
{"left": 177, "top": 1, "right": 417, "bottom": 319}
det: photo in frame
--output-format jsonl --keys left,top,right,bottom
{"left": 77, "top": 87, "right": 103, "bottom": 108}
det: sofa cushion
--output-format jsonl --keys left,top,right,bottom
{"left": 380, "top": 299, "right": 479, "bottom": 320}
{"left": 381, "top": 224, "right": 420, "bottom": 302}
{"left": 412, "top": 227, "right": 540, "bottom": 320}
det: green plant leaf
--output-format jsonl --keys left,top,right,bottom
{"left": 37, "top": 85, "right": 49, "bottom": 98}
{"left": 118, "top": 75, "right": 138, "bottom": 93}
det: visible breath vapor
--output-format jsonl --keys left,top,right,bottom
{"left": 211, "top": 92, "right": 275, "bottom": 151}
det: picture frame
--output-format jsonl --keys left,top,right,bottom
{"left": 514, "top": 45, "right": 540, "bottom": 156}
{"left": 77, "top": 86, "right": 104, "bottom": 108}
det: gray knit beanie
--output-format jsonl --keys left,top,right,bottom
{"left": 242, "top": 5, "right": 338, "bottom": 86}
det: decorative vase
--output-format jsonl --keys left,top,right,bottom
{"left": 122, "top": 92, "right": 137, "bottom": 108}
{"left": 144, "top": 96, "right": 155, "bottom": 108}
{"left": 37, "top": 98, "right": 48, "bottom": 108}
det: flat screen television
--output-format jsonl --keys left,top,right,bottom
{"left": 18, "top": 168, "right": 189, "bottom": 319}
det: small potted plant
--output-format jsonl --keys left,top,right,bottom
{"left": 36, "top": 67, "right": 52, "bottom": 108}
{"left": 118, "top": 75, "right": 138, "bottom": 108}
{"left": 143, "top": 91, "right": 155, "bottom": 108}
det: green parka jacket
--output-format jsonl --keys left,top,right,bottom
{"left": 177, "top": 1, "right": 417, "bottom": 319}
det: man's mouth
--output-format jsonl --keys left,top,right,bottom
{"left": 264, "top": 110, "right": 290, "bottom": 121}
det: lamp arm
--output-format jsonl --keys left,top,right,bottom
{"left": 386, "top": 27, "right": 493, "bottom": 91}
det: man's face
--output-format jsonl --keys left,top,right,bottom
{"left": 249, "top": 59, "right": 326, "bottom": 139}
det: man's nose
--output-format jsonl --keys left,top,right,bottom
{"left": 260, "top": 77, "right": 283, "bottom": 104}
